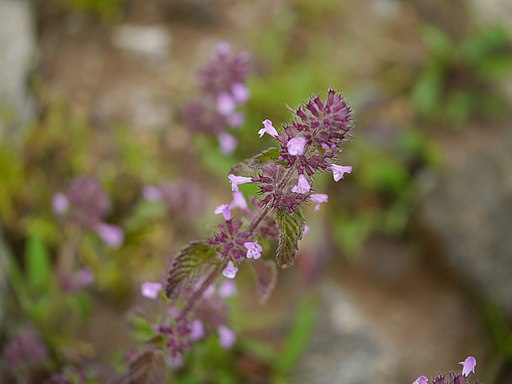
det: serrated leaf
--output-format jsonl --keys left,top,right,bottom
{"left": 250, "top": 259, "right": 277, "bottom": 304}
{"left": 166, "top": 241, "right": 218, "bottom": 299}
{"left": 275, "top": 208, "right": 305, "bottom": 268}
{"left": 230, "top": 147, "right": 282, "bottom": 176}
{"left": 108, "top": 349, "right": 167, "bottom": 384}
{"left": 26, "top": 233, "right": 52, "bottom": 292}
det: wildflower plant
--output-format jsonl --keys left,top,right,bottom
{"left": 412, "top": 356, "right": 480, "bottom": 384}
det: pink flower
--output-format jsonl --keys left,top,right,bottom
{"left": 190, "top": 319, "right": 205, "bottom": 340}
{"left": 244, "top": 241, "right": 262, "bottom": 259}
{"left": 217, "top": 41, "right": 231, "bottom": 56}
{"left": 52, "top": 192, "right": 69, "bottom": 214}
{"left": 310, "top": 193, "right": 328, "bottom": 211}
{"left": 330, "top": 164, "right": 352, "bottom": 182}
{"left": 76, "top": 268, "right": 94, "bottom": 288}
{"left": 222, "top": 261, "right": 238, "bottom": 279}
{"left": 459, "top": 356, "right": 476, "bottom": 377}
{"left": 214, "top": 204, "right": 232, "bottom": 221}
{"left": 95, "top": 223, "right": 124, "bottom": 248}
{"left": 203, "top": 284, "right": 215, "bottom": 298}
{"left": 292, "top": 174, "right": 311, "bottom": 194}
{"left": 286, "top": 136, "right": 306, "bottom": 156}
{"left": 219, "top": 281, "right": 237, "bottom": 298}
{"left": 217, "top": 92, "right": 236, "bottom": 116}
{"left": 143, "top": 185, "right": 162, "bottom": 202}
{"left": 232, "top": 83, "right": 249, "bottom": 104}
{"left": 218, "top": 325, "right": 236, "bottom": 349}
{"left": 412, "top": 376, "right": 428, "bottom": 384}
{"left": 141, "top": 281, "right": 163, "bottom": 299}
{"left": 228, "top": 174, "right": 252, "bottom": 191}
{"left": 228, "top": 112, "right": 244, "bottom": 127}
{"left": 303, "top": 225, "right": 310, "bottom": 235}
{"left": 230, "top": 191, "right": 247, "bottom": 210}
{"left": 218, "top": 132, "right": 237, "bottom": 155}
{"left": 258, "top": 119, "right": 278, "bottom": 138}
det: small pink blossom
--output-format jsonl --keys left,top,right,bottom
{"left": 141, "top": 281, "right": 162, "bottom": 299}
{"left": 459, "top": 356, "right": 476, "bottom": 377}
{"left": 52, "top": 192, "right": 69, "bottom": 214}
{"left": 76, "top": 268, "right": 94, "bottom": 288}
{"left": 217, "top": 92, "right": 236, "bottom": 116}
{"left": 143, "top": 185, "right": 162, "bottom": 202}
{"left": 230, "top": 191, "right": 247, "bottom": 210}
{"left": 219, "top": 281, "right": 237, "bottom": 298}
{"left": 286, "top": 136, "right": 306, "bottom": 156}
{"left": 218, "top": 132, "right": 237, "bottom": 155}
{"left": 330, "top": 164, "right": 352, "bottom": 182}
{"left": 190, "top": 319, "right": 205, "bottom": 340}
{"left": 303, "top": 225, "right": 310, "bottom": 235}
{"left": 232, "top": 83, "right": 249, "bottom": 104}
{"left": 218, "top": 325, "right": 236, "bottom": 349}
{"left": 222, "top": 261, "right": 238, "bottom": 279}
{"left": 203, "top": 284, "right": 215, "bottom": 298}
{"left": 217, "top": 42, "right": 230, "bottom": 56}
{"left": 214, "top": 204, "right": 232, "bottom": 221}
{"left": 258, "top": 119, "right": 278, "bottom": 138}
{"left": 412, "top": 376, "right": 428, "bottom": 384}
{"left": 228, "top": 112, "right": 244, "bottom": 127}
{"left": 310, "top": 194, "right": 328, "bottom": 211}
{"left": 244, "top": 241, "right": 262, "bottom": 259}
{"left": 291, "top": 174, "right": 311, "bottom": 194}
{"left": 228, "top": 174, "right": 252, "bottom": 191}
{"left": 95, "top": 223, "right": 124, "bottom": 248}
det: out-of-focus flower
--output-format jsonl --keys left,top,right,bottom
{"left": 258, "top": 119, "right": 278, "bottom": 138}
{"left": 52, "top": 192, "right": 69, "bottom": 214}
{"left": 228, "top": 174, "right": 252, "bottom": 191}
{"left": 230, "top": 191, "right": 247, "bottom": 210}
{"left": 330, "top": 164, "right": 352, "bottom": 182}
{"left": 412, "top": 376, "right": 428, "bottom": 384}
{"left": 143, "top": 185, "right": 162, "bottom": 202}
{"left": 232, "top": 83, "right": 249, "bottom": 104}
{"left": 217, "top": 92, "right": 236, "bottom": 116}
{"left": 292, "top": 174, "right": 311, "bottom": 194}
{"left": 244, "top": 241, "right": 262, "bottom": 259}
{"left": 190, "top": 319, "right": 205, "bottom": 341}
{"left": 222, "top": 261, "right": 238, "bottom": 279}
{"left": 141, "top": 282, "right": 163, "bottom": 299}
{"left": 310, "top": 194, "right": 328, "bottom": 211}
{"left": 3, "top": 330, "right": 49, "bottom": 370}
{"left": 218, "top": 132, "right": 237, "bottom": 155}
{"left": 217, "top": 325, "right": 236, "bottom": 349}
{"left": 287, "top": 136, "right": 306, "bottom": 156}
{"left": 95, "top": 223, "right": 124, "bottom": 248}
{"left": 215, "top": 204, "right": 232, "bottom": 221}
{"left": 303, "top": 225, "right": 310, "bottom": 235}
{"left": 459, "top": 356, "right": 476, "bottom": 377}
{"left": 218, "top": 281, "right": 237, "bottom": 298}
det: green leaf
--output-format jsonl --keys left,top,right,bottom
{"left": 26, "top": 233, "right": 52, "bottom": 292}
{"left": 230, "top": 147, "right": 282, "bottom": 176}
{"left": 275, "top": 208, "right": 305, "bottom": 268}
{"left": 165, "top": 241, "right": 218, "bottom": 299}
{"left": 250, "top": 259, "right": 278, "bottom": 304}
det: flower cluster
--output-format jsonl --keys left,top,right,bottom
{"left": 183, "top": 42, "right": 251, "bottom": 154}
{"left": 413, "top": 356, "right": 479, "bottom": 384}
{"left": 209, "top": 88, "right": 353, "bottom": 278}
{"left": 53, "top": 177, "right": 124, "bottom": 248}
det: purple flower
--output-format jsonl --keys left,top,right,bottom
{"left": 214, "top": 204, "right": 232, "bottom": 221}
{"left": 228, "top": 112, "right": 244, "bottom": 127}
{"left": 286, "top": 136, "right": 306, "bottom": 156}
{"left": 459, "top": 356, "right": 476, "bottom": 377}
{"left": 228, "top": 174, "right": 252, "bottom": 191}
{"left": 291, "top": 174, "right": 311, "bottom": 194}
{"left": 143, "top": 185, "right": 162, "bottom": 202}
{"left": 217, "top": 41, "right": 231, "bottom": 56}
{"left": 232, "top": 83, "right": 249, "bottom": 104}
{"left": 218, "top": 281, "right": 237, "bottom": 298}
{"left": 52, "top": 192, "right": 69, "bottom": 214}
{"left": 258, "top": 119, "right": 278, "bottom": 138}
{"left": 141, "top": 281, "right": 163, "bottom": 299}
{"left": 76, "top": 268, "right": 94, "bottom": 288}
{"left": 303, "top": 224, "right": 310, "bottom": 234}
{"left": 95, "top": 223, "right": 124, "bottom": 248}
{"left": 230, "top": 191, "right": 247, "bottom": 210}
{"left": 310, "top": 194, "right": 328, "bottom": 211}
{"left": 330, "top": 164, "right": 352, "bottom": 182}
{"left": 218, "top": 325, "right": 236, "bottom": 349}
{"left": 222, "top": 261, "right": 238, "bottom": 279}
{"left": 217, "top": 92, "right": 236, "bottom": 116}
{"left": 244, "top": 241, "right": 262, "bottom": 259}
{"left": 218, "top": 132, "right": 237, "bottom": 154}
{"left": 412, "top": 376, "right": 428, "bottom": 384}
{"left": 190, "top": 319, "right": 205, "bottom": 340}
{"left": 203, "top": 284, "right": 215, "bottom": 298}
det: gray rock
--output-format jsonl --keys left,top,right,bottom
{"left": 0, "top": 0, "right": 35, "bottom": 135}
{"left": 293, "top": 281, "right": 402, "bottom": 384}
{"left": 420, "top": 126, "right": 512, "bottom": 317}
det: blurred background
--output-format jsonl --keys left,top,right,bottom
{"left": 1, "top": 0, "right": 511, "bottom": 383}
